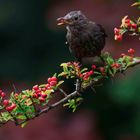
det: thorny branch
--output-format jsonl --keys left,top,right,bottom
{"left": 2, "top": 58, "right": 140, "bottom": 127}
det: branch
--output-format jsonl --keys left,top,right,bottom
{"left": 0, "top": 51, "right": 140, "bottom": 127}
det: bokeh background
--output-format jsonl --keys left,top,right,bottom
{"left": 0, "top": 0, "right": 140, "bottom": 140}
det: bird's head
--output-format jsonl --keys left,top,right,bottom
{"left": 57, "top": 11, "right": 87, "bottom": 26}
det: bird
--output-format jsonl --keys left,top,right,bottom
{"left": 57, "top": 11, "right": 107, "bottom": 66}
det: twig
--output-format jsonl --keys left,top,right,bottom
{"left": 58, "top": 88, "right": 67, "bottom": 97}
{"left": 1, "top": 58, "right": 140, "bottom": 127}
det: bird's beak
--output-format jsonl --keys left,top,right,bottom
{"left": 57, "top": 16, "right": 72, "bottom": 26}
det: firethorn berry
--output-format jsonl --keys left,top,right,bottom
{"left": 100, "top": 67, "right": 105, "bottom": 73}
{"left": 114, "top": 28, "right": 120, "bottom": 35}
{"left": 115, "top": 34, "right": 122, "bottom": 41}
{"left": 6, "top": 106, "right": 12, "bottom": 112}
{"left": 79, "top": 74, "right": 83, "bottom": 78}
{"left": 112, "top": 63, "right": 120, "bottom": 68}
{"left": 45, "top": 84, "right": 52, "bottom": 90}
{"left": 48, "top": 77, "right": 57, "bottom": 83}
{"left": 88, "top": 70, "right": 94, "bottom": 75}
{"left": 125, "top": 19, "right": 131, "bottom": 24}
{"left": 45, "top": 84, "right": 50, "bottom": 88}
{"left": 33, "top": 93, "right": 38, "bottom": 99}
{"left": 0, "top": 90, "right": 2, "bottom": 93}
{"left": 35, "top": 89, "right": 41, "bottom": 94}
{"left": 50, "top": 81, "right": 57, "bottom": 86}
{"left": 111, "top": 63, "right": 116, "bottom": 68}
{"left": 11, "top": 103, "right": 16, "bottom": 109}
{"left": 39, "top": 97, "right": 45, "bottom": 102}
{"left": 33, "top": 85, "right": 39, "bottom": 91}
{"left": 126, "top": 22, "right": 132, "bottom": 28}
{"left": 131, "top": 24, "right": 137, "bottom": 29}
{"left": 37, "top": 92, "right": 41, "bottom": 97}
{"left": 128, "top": 48, "right": 135, "bottom": 55}
{"left": 41, "top": 88, "right": 46, "bottom": 92}
{"left": 6, "top": 103, "right": 16, "bottom": 112}
{"left": 3, "top": 100, "right": 9, "bottom": 106}
{"left": 92, "top": 65, "right": 96, "bottom": 69}
{"left": 0, "top": 92, "right": 6, "bottom": 98}
{"left": 41, "top": 94, "right": 47, "bottom": 98}
{"left": 47, "top": 78, "right": 52, "bottom": 83}
{"left": 51, "top": 77, "right": 57, "bottom": 82}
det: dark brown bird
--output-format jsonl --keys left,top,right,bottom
{"left": 57, "top": 11, "right": 107, "bottom": 65}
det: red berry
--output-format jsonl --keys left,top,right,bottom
{"left": 39, "top": 97, "right": 45, "bottom": 102}
{"left": 79, "top": 74, "right": 83, "bottom": 78}
{"left": 41, "top": 88, "right": 46, "bottom": 92}
{"left": 51, "top": 77, "right": 57, "bottom": 82}
{"left": 41, "top": 94, "right": 47, "bottom": 98}
{"left": 6, "top": 106, "right": 12, "bottom": 112}
{"left": 125, "top": 19, "right": 131, "bottom": 24}
{"left": 50, "top": 81, "right": 57, "bottom": 86}
{"left": 35, "top": 89, "right": 41, "bottom": 94}
{"left": 114, "top": 28, "right": 120, "bottom": 35}
{"left": 1, "top": 92, "right": 6, "bottom": 98}
{"left": 100, "top": 67, "right": 105, "bottom": 73}
{"left": 0, "top": 90, "right": 2, "bottom": 94}
{"left": 128, "top": 48, "right": 135, "bottom": 55}
{"left": 115, "top": 35, "right": 122, "bottom": 41}
{"left": 6, "top": 104, "right": 16, "bottom": 112}
{"left": 92, "top": 65, "right": 96, "bottom": 69}
{"left": 33, "top": 85, "right": 39, "bottom": 91}
{"left": 33, "top": 93, "right": 38, "bottom": 98}
{"left": 47, "top": 77, "right": 52, "bottom": 83}
{"left": 126, "top": 23, "right": 132, "bottom": 28}
{"left": 115, "top": 63, "right": 120, "bottom": 68}
{"left": 88, "top": 70, "right": 94, "bottom": 75}
{"left": 3, "top": 100, "right": 9, "bottom": 106}
{"left": 45, "top": 84, "right": 50, "bottom": 89}
{"left": 131, "top": 24, "right": 137, "bottom": 29}
{"left": 11, "top": 103, "right": 16, "bottom": 109}
{"left": 111, "top": 63, "right": 116, "bottom": 68}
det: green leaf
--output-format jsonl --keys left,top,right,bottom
{"left": 56, "top": 80, "right": 64, "bottom": 87}
{"left": 53, "top": 73, "right": 57, "bottom": 77}
{"left": 58, "top": 72, "right": 67, "bottom": 77}
{"left": 21, "top": 122, "right": 28, "bottom": 128}
{"left": 0, "top": 105, "right": 4, "bottom": 110}
{"left": 81, "top": 68, "right": 88, "bottom": 73}
{"left": 60, "top": 63, "right": 67, "bottom": 67}
{"left": 131, "top": 2, "right": 140, "bottom": 7}
{"left": 16, "top": 115, "right": 26, "bottom": 120}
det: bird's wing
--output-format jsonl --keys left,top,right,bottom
{"left": 82, "top": 21, "right": 107, "bottom": 55}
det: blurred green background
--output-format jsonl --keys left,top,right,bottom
{"left": 0, "top": 0, "right": 140, "bottom": 140}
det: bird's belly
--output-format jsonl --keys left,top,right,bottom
{"left": 70, "top": 38, "right": 98, "bottom": 60}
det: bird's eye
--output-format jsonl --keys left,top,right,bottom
{"left": 74, "top": 16, "right": 78, "bottom": 20}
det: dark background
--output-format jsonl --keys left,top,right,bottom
{"left": 0, "top": 0, "right": 140, "bottom": 140}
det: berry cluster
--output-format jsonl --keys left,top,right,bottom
{"left": 0, "top": 90, "right": 17, "bottom": 112}
{"left": 32, "top": 76, "right": 58, "bottom": 102}
{"left": 121, "top": 16, "right": 137, "bottom": 29}
{"left": 114, "top": 16, "right": 138, "bottom": 41}
{"left": 80, "top": 70, "right": 94, "bottom": 80}
{"left": 79, "top": 65, "right": 96, "bottom": 80}
{"left": 114, "top": 28, "right": 122, "bottom": 41}
{"left": 111, "top": 63, "right": 121, "bottom": 69}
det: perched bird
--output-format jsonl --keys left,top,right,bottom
{"left": 57, "top": 11, "right": 107, "bottom": 66}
